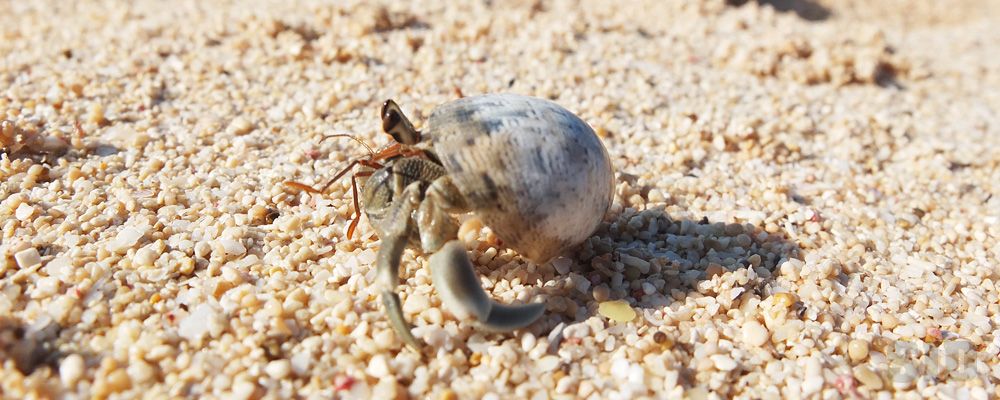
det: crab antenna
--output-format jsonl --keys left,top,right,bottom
{"left": 314, "top": 133, "right": 387, "bottom": 194}
{"left": 320, "top": 133, "right": 376, "bottom": 156}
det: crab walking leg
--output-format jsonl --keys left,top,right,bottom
{"left": 375, "top": 183, "right": 424, "bottom": 349}
{"left": 415, "top": 178, "right": 464, "bottom": 255}
{"left": 377, "top": 233, "right": 421, "bottom": 349}
{"left": 429, "top": 241, "right": 546, "bottom": 331}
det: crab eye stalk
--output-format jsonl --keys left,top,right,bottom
{"left": 381, "top": 100, "right": 421, "bottom": 145}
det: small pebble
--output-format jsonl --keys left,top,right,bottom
{"left": 801, "top": 376, "right": 824, "bottom": 397}
{"left": 847, "top": 339, "right": 870, "bottom": 362}
{"left": 87, "top": 103, "right": 105, "bottom": 124}
{"left": 598, "top": 300, "right": 636, "bottom": 322}
{"left": 834, "top": 374, "right": 859, "bottom": 398}
{"left": 14, "top": 247, "right": 42, "bottom": 269}
{"left": 705, "top": 263, "right": 725, "bottom": 278}
{"left": 264, "top": 298, "right": 283, "bottom": 317}
{"left": 127, "top": 360, "right": 156, "bottom": 384}
{"left": 892, "top": 362, "right": 918, "bottom": 390}
{"left": 942, "top": 339, "right": 972, "bottom": 354}
{"left": 578, "top": 381, "right": 596, "bottom": 398}
{"left": 773, "top": 292, "right": 797, "bottom": 308}
{"left": 357, "top": 248, "right": 376, "bottom": 264}
{"left": 133, "top": 247, "right": 158, "bottom": 267}
{"left": 556, "top": 376, "right": 575, "bottom": 393}
{"left": 221, "top": 226, "right": 244, "bottom": 239}
{"left": 627, "top": 363, "right": 645, "bottom": 385}
{"left": 32, "top": 276, "right": 60, "bottom": 298}
{"left": 641, "top": 282, "right": 656, "bottom": 296}
{"left": 647, "top": 188, "right": 667, "bottom": 203}
{"left": 710, "top": 354, "right": 738, "bottom": 371}
{"left": 194, "top": 241, "right": 212, "bottom": 258}
{"left": 536, "top": 355, "right": 560, "bottom": 372}
{"left": 551, "top": 256, "right": 572, "bottom": 275}
{"left": 620, "top": 255, "right": 650, "bottom": 274}
{"left": 373, "top": 328, "right": 395, "bottom": 349}
{"left": 736, "top": 233, "right": 752, "bottom": 248}
{"left": 227, "top": 117, "right": 253, "bottom": 135}
{"left": 458, "top": 217, "right": 483, "bottom": 243}
{"left": 178, "top": 304, "right": 220, "bottom": 341}
{"left": 925, "top": 327, "right": 944, "bottom": 342}
{"left": 424, "top": 326, "right": 449, "bottom": 349}
{"left": 724, "top": 223, "right": 744, "bottom": 236}
{"left": 115, "top": 227, "right": 144, "bottom": 250}
{"left": 60, "top": 354, "right": 85, "bottom": 386}
{"left": 218, "top": 239, "right": 247, "bottom": 257}
{"left": 742, "top": 320, "right": 769, "bottom": 347}
{"left": 231, "top": 380, "right": 257, "bottom": 400}
{"left": 290, "top": 352, "right": 311, "bottom": 376}
{"left": 333, "top": 375, "right": 356, "bottom": 391}
{"left": 611, "top": 358, "right": 630, "bottom": 379}
{"left": 440, "top": 389, "right": 458, "bottom": 400}
{"left": 593, "top": 284, "right": 611, "bottom": 302}
{"left": 882, "top": 314, "right": 899, "bottom": 329}
{"left": 521, "top": 332, "right": 537, "bottom": 352}
{"left": 563, "top": 322, "right": 591, "bottom": 338}
{"left": 278, "top": 215, "right": 302, "bottom": 233}
{"left": 15, "top": 202, "right": 35, "bottom": 220}
{"left": 372, "top": 378, "right": 399, "bottom": 399}
{"left": 265, "top": 359, "right": 292, "bottom": 379}
{"left": 685, "top": 386, "right": 712, "bottom": 400}
{"left": 366, "top": 354, "right": 390, "bottom": 378}
{"left": 100, "top": 369, "right": 130, "bottom": 395}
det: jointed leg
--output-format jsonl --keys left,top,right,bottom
{"left": 416, "top": 175, "right": 468, "bottom": 253}
{"left": 376, "top": 182, "right": 426, "bottom": 349}
{"left": 378, "top": 232, "right": 420, "bottom": 349}
{"left": 428, "top": 241, "right": 546, "bottom": 331}
{"left": 419, "top": 175, "right": 544, "bottom": 331}
{"left": 416, "top": 198, "right": 458, "bottom": 255}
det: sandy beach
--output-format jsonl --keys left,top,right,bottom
{"left": 2, "top": 0, "right": 999, "bottom": 398}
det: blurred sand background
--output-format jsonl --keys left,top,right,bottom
{"left": 2, "top": 0, "right": 1000, "bottom": 398}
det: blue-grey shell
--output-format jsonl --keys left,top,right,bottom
{"left": 424, "top": 94, "right": 614, "bottom": 264}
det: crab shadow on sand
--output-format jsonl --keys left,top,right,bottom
{"left": 726, "top": 0, "right": 831, "bottom": 21}
{"left": 468, "top": 205, "right": 805, "bottom": 351}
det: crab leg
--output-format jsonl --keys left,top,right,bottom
{"left": 375, "top": 182, "right": 424, "bottom": 349}
{"left": 377, "top": 232, "right": 421, "bottom": 349}
{"left": 429, "top": 240, "right": 546, "bottom": 332}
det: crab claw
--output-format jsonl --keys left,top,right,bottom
{"left": 429, "top": 240, "right": 546, "bottom": 331}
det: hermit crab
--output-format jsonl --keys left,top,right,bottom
{"left": 294, "top": 94, "right": 614, "bottom": 348}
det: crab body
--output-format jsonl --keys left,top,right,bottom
{"left": 353, "top": 94, "right": 614, "bottom": 348}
